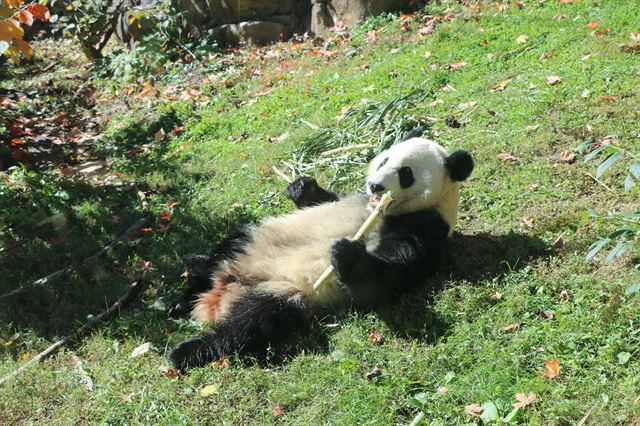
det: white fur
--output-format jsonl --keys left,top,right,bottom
{"left": 367, "top": 138, "right": 460, "bottom": 235}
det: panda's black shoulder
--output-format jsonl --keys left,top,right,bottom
{"left": 381, "top": 208, "right": 450, "bottom": 242}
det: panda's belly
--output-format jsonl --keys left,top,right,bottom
{"left": 227, "top": 195, "right": 370, "bottom": 304}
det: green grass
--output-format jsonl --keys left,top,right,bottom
{"left": 1, "top": 0, "right": 639, "bottom": 424}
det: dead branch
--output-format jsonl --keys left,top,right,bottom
{"left": 0, "top": 279, "right": 147, "bottom": 386}
{"left": 70, "top": 352, "right": 94, "bottom": 392}
{"left": 272, "top": 166, "right": 293, "bottom": 183}
{"left": 0, "top": 217, "right": 150, "bottom": 301}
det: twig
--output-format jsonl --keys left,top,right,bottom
{"left": 0, "top": 279, "right": 147, "bottom": 386}
{"left": 0, "top": 217, "right": 150, "bottom": 301}
{"left": 271, "top": 166, "right": 293, "bottom": 183}
{"left": 576, "top": 403, "right": 597, "bottom": 426}
{"left": 300, "top": 119, "right": 320, "bottom": 130}
{"left": 584, "top": 172, "right": 613, "bottom": 192}
{"left": 70, "top": 352, "right": 94, "bottom": 392}
{"left": 320, "top": 143, "right": 374, "bottom": 157}
{"left": 313, "top": 192, "right": 393, "bottom": 291}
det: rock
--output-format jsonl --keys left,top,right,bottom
{"left": 309, "top": 0, "right": 402, "bottom": 36}
{"left": 219, "top": 21, "right": 288, "bottom": 45}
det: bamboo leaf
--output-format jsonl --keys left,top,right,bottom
{"left": 604, "top": 239, "right": 629, "bottom": 263}
{"left": 583, "top": 145, "right": 607, "bottom": 163}
{"left": 596, "top": 152, "right": 623, "bottom": 179}
{"left": 624, "top": 174, "right": 635, "bottom": 192}
{"left": 586, "top": 237, "right": 610, "bottom": 262}
{"left": 629, "top": 162, "right": 640, "bottom": 179}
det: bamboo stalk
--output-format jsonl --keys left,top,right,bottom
{"left": 313, "top": 192, "right": 393, "bottom": 291}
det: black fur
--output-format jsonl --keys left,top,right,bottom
{"left": 285, "top": 176, "right": 339, "bottom": 209}
{"left": 445, "top": 150, "right": 474, "bottom": 182}
{"left": 166, "top": 228, "right": 251, "bottom": 317}
{"left": 170, "top": 291, "right": 310, "bottom": 370}
{"left": 331, "top": 208, "right": 449, "bottom": 306}
{"left": 398, "top": 166, "right": 415, "bottom": 188}
{"left": 401, "top": 125, "right": 427, "bottom": 141}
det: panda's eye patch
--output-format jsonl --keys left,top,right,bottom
{"left": 399, "top": 166, "right": 415, "bottom": 188}
{"left": 376, "top": 157, "right": 388, "bottom": 170}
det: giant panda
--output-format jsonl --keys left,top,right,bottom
{"left": 169, "top": 138, "right": 473, "bottom": 370}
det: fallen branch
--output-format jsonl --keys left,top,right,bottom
{"left": 313, "top": 192, "right": 393, "bottom": 291}
{"left": 0, "top": 279, "right": 147, "bottom": 386}
{"left": 320, "top": 143, "right": 373, "bottom": 157}
{"left": 0, "top": 217, "right": 150, "bottom": 301}
{"left": 70, "top": 352, "right": 94, "bottom": 392}
{"left": 271, "top": 166, "right": 293, "bottom": 183}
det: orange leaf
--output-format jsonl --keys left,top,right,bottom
{"left": 541, "top": 356, "right": 561, "bottom": 378}
{"left": 596, "top": 28, "right": 611, "bottom": 36}
{"left": 369, "top": 328, "right": 383, "bottom": 344}
{"left": 586, "top": 21, "right": 599, "bottom": 29}
{"left": 0, "top": 20, "right": 24, "bottom": 42}
{"left": 272, "top": 405, "right": 285, "bottom": 418}
{"left": 10, "top": 138, "right": 24, "bottom": 147}
{"left": 19, "top": 10, "right": 33, "bottom": 26}
{"left": 465, "top": 404, "right": 484, "bottom": 416}
{"left": 558, "top": 0, "right": 574, "bottom": 3}
{"left": 502, "top": 323, "right": 520, "bottom": 332}
{"left": 27, "top": 3, "right": 50, "bottom": 21}
{"left": 15, "top": 38, "right": 32, "bottom": 58}
{"left": 513, "top": 392, "right": 537, "bottom": 408}
{"left": 447, "top": 61, "right": 467, "bottom": 70}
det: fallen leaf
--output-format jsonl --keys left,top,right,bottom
{"left": 465, "top": 404, "right": 484, "bottom": 416}
{"left": 541, "top": 357, "right": 560, "bottom": 379}
{"left": 586, "top": 21, "right": 600, "bottom": 29}
{"left": 365, "top": 31, "right": 377, "bottom": 44}
{"left": 369, "top": 328, "right": 383, "bottom": 344}
{"left": 521, "top": 216, "right": 534, "bottom": 228}
{"left": 27, "top": 3, "right": 50, "bottom": 21}
{"left": 447, "top": 62, "right": 467, "bottom": 70}
{"left": 423, "top": 50, "right": 432, "bottom": 58}
{"left": 503, "top": 323, "right": 520, "bottom": 332}
{"left": 559, "top": 288, "right": 570, "bottom": 301}
{"left": 458, "top": 100, "right": 477, "bottom": 110}
{"left": 491, "top": 79, "right": 511, "bottom": 92}
{"left": 154, "top": 128, "right": 166, "bottom": 141}
{"left": 526, "top": 124, "right": 540, "bottom": 132}
{"left": 213, "top": 357, "right": 231, "bottom": 368}
{"left": 497, "top": 152, "right": 519, "bottom": 163}
{"left": 9, "top": 138, "right": 24, "bottom": 147}
{"left": 272, "top": 405, "right": 285, "bottom": 418}
{"left": 159, "top": 366, "right": 180, "bottom": 378}
{"left": 515, "top": 1, "right": 525, "bottom": 8}
{"left": 596, "top": 28, "right": 611, "bottom": 36}
{"left": 553, "top": 13, "right": 568, "bottom": 20}
{"left": 554, "top": 236, "right": 565, "bottom": 251}
{"left": 539, "top": 310, "right": 555, "bottom": 320}
{"left": 429, "top": 99, "right": 444, "bottom": 107}
{"left": 581, "top": 89, "right": 590, "bottom": 98}
{"left": 558, "top": 150, "right": 576, "bottom": 163}
{"left": 516, "top": 35, "right": 529, "bottom": 43}
{"left": 601, "top": 95, "right": 617, "bottom": 102}
{"left": 366, "top": 366, "right": 382, "bottom": 380}
{"left": 129, "top": 342, "right": 153, "bottom": 358}
{"left": 631, "top": 32, "right": 640, "bottom": 42}
{"left": 547, "top": 75, "right": 562, "bottom": 85}
{"left": 436, "top": 386, "right": 448, "bottom": 395}
{"left": 558, "top": 0, "right": 574, "bottom": 3}
{"left": 0, "top": 96, "right": 12, "bottom": 107}
{"left": 199, "top": 384, "right": 220, "bottom": 397}
{"left": 513, "top": 392, "right": 537, "bottom": 408}
{"left": 491, "top": 291, "right": 503, "bottom": 300}
{"left": 496, "top": 3, "right": 508, "bottom": 12}
{"left": 619, "top": 43, "right": 640, "bottom": 53}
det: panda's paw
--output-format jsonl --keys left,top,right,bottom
{"left": 331, "top": 238, "right": 366, "bottom": 281}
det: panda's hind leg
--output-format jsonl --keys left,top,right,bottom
{"left": 170, "top": 289, "right": 310, "bottom": 370}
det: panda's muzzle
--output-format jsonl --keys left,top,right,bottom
{"left": 367, "top": 182, "right": 386, "bottom": 207}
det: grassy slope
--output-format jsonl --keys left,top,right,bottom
{"left": 1, "top": 1, "right": 639, "bottom": 424}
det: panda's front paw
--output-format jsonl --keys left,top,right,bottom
{"left": 331, "top": 238, "right": 367, "bottom": 281}
{"left": 285, "top": 176, "right": 317, "bottom": 208}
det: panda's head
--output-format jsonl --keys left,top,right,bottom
{"left": 366, "top": 138, "right": 473, "bottom": 231}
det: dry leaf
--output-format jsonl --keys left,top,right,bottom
{"left": 199, "top": 384, "right": 220, "bottom": 397}
{"left": 503, "top": 323, "right": 520, "bottom": 332}
{"left": 539, "top": 310, "right": 555, "bottom": 320}
{"left": 429, "top": 99, "right": 444, "bottom": 107}
{"left": 366, "top": 366, "right": 382, "bottom": 380}
{"left": 521, "top": 216, "right": 534, "bottom": 228}
{"left": 547, "top": 75, "right": 562, "bottom": 85}
{"left": 558, "top": 0, "right": 574, "bottom": 3}
{"left": 553, "top": 13, "right": 568, "bottom": 20}
{"left": 465, "top": 404, "right": 484, "bottom": 416}
{"left": 497, "top": 152, "right": 519, "bottom": 163}
{"left": 424, "top": 50, "right": 432, "bottom": 58}
{"left": 159, "top": 366, "right": 180, "bottom": 378}
{"left": 558, "top": 150, "right": 576, "bottom": 163}
{"left": 496, "top": 3, "right": 508, "bottom": 12}
{"left": 213, "top": 357, "right": 231, "bottom": 368}
{"left": 516, "top": 35, "right": 529, "bottom": 43}
{"left": 272, "top": 405, "right": 285, "bottom": 418}
{"left": 619, "top": 43, "right": 640, "bottom": 53}
{"left": 458, "top": 100, "right": 477, "bottom": 110}
{"left": 369, "top": 328, "right": 383, "bottom": 344}
{"left": 526, "top": 124, "right": 540, "bottom": 132}
{"left": 492, "top": 79, "right": 511, "bottom": 92}
{"left": 154, "top": 128, "right": 166, "bottom": 142}
{"left": 541, "top": 357, "right": 561, "bottom": 379}
{"left": 559, "top": 288, "right": 570, "bottom": 301}
{"left": 586, "top": 21, "right": 600, "bottom": 29}
{"left": 553, "top": 235, "right": 565, "bottom": 251}
{"left": 447, "top": 62, "right": 467, "bottom": 70}
{"left": 129, "top": 342, "right": 153, "bottom": 358}
{"left": 365, "top": 31, "right": 377, "bottom": 44}
{"left": 513, "top": 392, "right": 537, "bottom": 408}
{"left": 596, "top": 28, "right": 611, "bottom": 36}
{"left": 601, "top": 95, "right": 617, "bottom": 102}
{"left": 581, "top": 89, "right": 590, "bottom": 98}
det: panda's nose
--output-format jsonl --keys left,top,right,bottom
{"left": 368, "top": 182, "right": 385, "bottom": 194}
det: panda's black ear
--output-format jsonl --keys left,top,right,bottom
{"left": 445, "top": 150, "right": 474, "bottom": 181}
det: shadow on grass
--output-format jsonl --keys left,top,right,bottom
{"left": 374, "top": 231, "right": 550, "bottom": 342}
